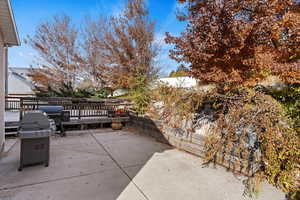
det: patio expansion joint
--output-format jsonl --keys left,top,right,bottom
{"left": 90, "top": 131, "right": 151, "bottom": 200}
{"left": 0, "top": 167, "right": 120, "bottom": 192}
{"left": 122, "top": 163, "right": 145, "bottom": 169}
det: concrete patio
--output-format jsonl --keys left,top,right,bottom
{"left": 0, "top": 129, "right": 284, "bottom": 200}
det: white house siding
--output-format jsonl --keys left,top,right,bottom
{"left": 0, "top": 0, "right": 20, "bottom": 154}
{"left": 8, "top": 69, "right": 34, "bottom": 96}
{"left": 112, "top": 77, "right": 198, "bottom": 97}
{"left": 0, "top": 34, "right": 5, "bottom": 152}
{"left": 154, "top": 77, "right": 198, "bottom": 88}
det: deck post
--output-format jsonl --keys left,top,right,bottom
{"left": 78, "top": 104, "right": 81, "bottom": 120}
{"left": 19, "top": 98, "right": 23, "bottom": 121}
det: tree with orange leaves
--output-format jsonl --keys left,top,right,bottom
{"left": 166, "top": 0, "right": 300, "bottom": 87}
{"left": 26, "top": 15, "right": 84, "bottom": 93}
{"left": 83, "top": 0, "right": 159, "bottom": 91}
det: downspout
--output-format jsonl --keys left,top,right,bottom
{"left": 4, "top": 45, "right": 8, "bottom": 97}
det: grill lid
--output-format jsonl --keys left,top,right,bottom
{"left": 19, "top": 111, "right": 54, "bottom": 138}
{"left": 39, "top": 106, "right": 64, "bottom": 113}
{"left": 20, "top": 111, "right": 50, "bottom": 131}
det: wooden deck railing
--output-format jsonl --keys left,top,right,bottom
{"left": 5, "top": 96, "right": 133, "bottom": 121}
{"left": 5, "top": 97, "right": 22, "bottom": 110}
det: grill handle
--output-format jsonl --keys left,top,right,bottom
{"left": 19, "top": 121, "right": 41, "bottom": 131}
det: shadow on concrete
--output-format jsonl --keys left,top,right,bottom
{"left": 0, "top": 128, "right": 172, "bottom": 200}
{"left": 0, "top": 118, "right": 284, "bottom": 200}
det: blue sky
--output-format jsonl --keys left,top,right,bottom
{"left": 9, "top": 0, "right": 185, "bottom": 74}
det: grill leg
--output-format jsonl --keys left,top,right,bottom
{"left": 45, "top": 137, "right": 50, "bottom": 166}
{"left": 19, "top": 141, "right": 23, "bottom": 171}
{"left": 60, "top": 124, "right": 66, "bottom": 137}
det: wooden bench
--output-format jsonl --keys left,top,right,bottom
{"left": 5, "top": 117, "right": 130, "bottom": 135}
{"left": 61, "top": 117, "right": 130, "bottom": 132}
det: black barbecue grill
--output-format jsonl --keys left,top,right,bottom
{"left": 38, "top": 106, "right": 70, "bottom": 136}
{"left": 18, "top": 111, "right": 56, "bottom": 171}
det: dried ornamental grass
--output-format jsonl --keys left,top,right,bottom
{"left": 150, "top": 86, "right": 299, "bottom": 199}
{"left": 202, "top": 89, "right": 300, "bottom": 199}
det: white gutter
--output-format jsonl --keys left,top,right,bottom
{"left": 6, "top": 0, "right": 20, "bottom": 46}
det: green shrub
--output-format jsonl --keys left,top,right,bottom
{"left": 266, "top": 84, "right": 300, "bottom": 134}
{"left": 35, "top": 82, "right": 110, "bottom": 98}
{"left": 35, "top": 82, "right": 87, "bottom": 97}
{"left": 129, "top": 74, "right": 150, "bottom": 114}
{"left": 168, "top": 70, "right": 188, "bottom": 77}
{"left": 92, "top": 89, "right": 110, "bottom": 98}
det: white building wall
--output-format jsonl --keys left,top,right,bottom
{"left": 0, "top": 34, "right": 5, "bottom": 153}
{"left": 154, "top": 77, "right": 198, "bottom": 88}
{"left": 8, "top": 71, "right": 34, "bottom": 96}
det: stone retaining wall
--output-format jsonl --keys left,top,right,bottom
{"left": 128, "top": 114, "right": 259, "bottom": 177}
